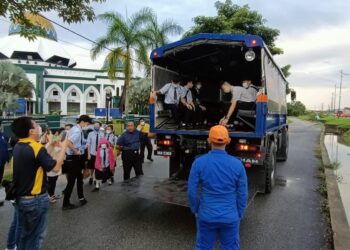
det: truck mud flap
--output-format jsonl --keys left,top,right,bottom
{"left": 120, "top": 175, "right": 258, "bottom": 207}
{"left": 246, "top": 166, "right": 266, "bottom": 201}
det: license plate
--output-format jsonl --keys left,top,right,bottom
{"left": 156, "top": 151, "right": 173, "bottom": 156}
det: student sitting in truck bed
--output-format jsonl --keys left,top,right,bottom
{"left": 219, "top": 80, "right": 258, "bottom": 126}
{"left": 153, "top": 76, "right": 182, "bottom": 123}
{"left": 192, "top": 81, "right": 207, "bottom": 127}
{"left": 179, "top": 79, "right": 195, "bottom": 128}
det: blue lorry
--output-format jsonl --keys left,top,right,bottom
{"left": 150, "top": 33, "right": 288, "bottom": 192}
{"left": 122, "top": 33, "right": 288, "bottom": 205}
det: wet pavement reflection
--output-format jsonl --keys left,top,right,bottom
{"left": 324, "top": 134, "right": 350, "bottom": 225}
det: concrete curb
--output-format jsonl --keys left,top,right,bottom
{"left": 319, "top": 128, "right": 350, "bottom": 250}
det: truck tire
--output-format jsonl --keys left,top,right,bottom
{"left": 277, "top": 128, "right": 289, "bottom": 162}
{"left": 265, "top": 141, "right": 277, "bottom": 193}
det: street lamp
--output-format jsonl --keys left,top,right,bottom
{"left": 105, "top": 90, "right": 112, "bottom": 123}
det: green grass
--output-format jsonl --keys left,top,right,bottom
{"left": 320, "top": 116, "right": 350, "bottom": 130}
{"left": 343, "top": 130, "right": 350, "bottom": 145}
{"left": 298, "top": 112, "right": 318, "bottom": 121}
{"left": 297, "top": 113, "right": 350, "bottom": 146}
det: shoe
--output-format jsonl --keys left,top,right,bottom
{"left": 108, "top": 179, "right": 112, "bottom": 185}
{"left": 147, "top": 157, "right": 154, "bottom": 162}
{"left": 62, "top": 204, "right": 77, "bottom": 210}
{"left": 91, "top": 187, "right": 99, "bottom": 192}
{"left": 49, "top": 196, "right": 57, "bottom": 203}
{"left": 89, "top": 178, "right": 93, "bottom": 185}
{"left": 110, "top": 176, "right": 114, "bottom": 184}
{"left": 79, "top": 198, "right": 88, "bottom": 206}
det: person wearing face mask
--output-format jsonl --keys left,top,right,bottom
{"left": 86, "top": 121, "right": 104, "bottom": 186}
{"left": 137, "top": 118, "right": 153, "bottom": 163}
{"left": 219, "top": 81, "right": 257, "bottom": 127}
{"left": 10, "top": 116, "right": 68, "bottom": 249}
{"left": 92, "top": 138, "right": 116, "bottom": 191}
{"left": 104, "top": 124, "right": 118, "bottom": 183}
{"left": 104, "top": 124, "right": 118, "bottom": 146}
{"left": 63, "top": 115, "right": 92, "bottom": 210}
{"left": 192, "top": 82, "right": 207, "bottom": 127}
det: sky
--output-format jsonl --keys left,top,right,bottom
{"left": 1, "top": 0, "right": 350, "bottom": 110}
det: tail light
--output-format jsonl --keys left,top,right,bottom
{"left": 158, "top": 139, "right": 173, "bottom": 146}
{"left": 236, "top": 144, "right": 257, "bottom": 151}
{"left": 256, "top": 151, "right": 262, "bottom": 158}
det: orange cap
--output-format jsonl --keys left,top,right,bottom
{"left": 208, "top": 125, "right": 230, "bottom": 144}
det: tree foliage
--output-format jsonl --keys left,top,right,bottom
{"left": 0, "top": 0, "right": 105, "bottom": 39}
{"left": 185, "top": 0, "right": 283, "bottom": 55}
{"left": 143, "top": 15, "right": 183, "bottom": 50}
{"left": 0, "top": 61, "right": 34, "bottom": 113}
{"left": 91, "top": 8, "right": 154, "bottom": 114}
{"left": 91, "top": 8, "right": 183, "bottom": 114}
{"left": 128, "top": 78, "right": 151, "bottom": 115}
{"left": 287, "top": 101, "right": 306, "bottom": 116}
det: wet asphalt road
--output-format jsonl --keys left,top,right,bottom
{"left": 0, "top": 118, "right": 330, "bottom": 250}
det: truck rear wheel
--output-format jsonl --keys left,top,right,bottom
{"left": 265, "top": 141, "right": 277, "bottom": 193}
{"left": 277, "top": 128, "right": 289, "bottom": 162}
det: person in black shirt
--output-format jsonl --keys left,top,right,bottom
{"left": 11, "top": 117, "right": 67, "bottom": 250}
{"left": 192, "top": 81, "right": 207, "bottom": 127}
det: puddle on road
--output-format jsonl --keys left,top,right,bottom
{"left": 324, "top": 134, "right": 350, "bottom": 225}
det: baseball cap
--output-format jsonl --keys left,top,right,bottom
{"left": 77, "top": 115, "right": 92, "bottom": 124}
{"left": 208, "top": 125, "right": 230, "bottom": 144}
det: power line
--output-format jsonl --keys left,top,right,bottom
{"left": 58, "top": 38, "right": 91, "bottom": 51}
{"left": 0, "top": 18, "right": 11, "bottom": 24}
{"left": 1, "top": 15, "right": 147, "bottom": 66}
{"left": 38, "top": 14, "right": 147, "bottom": 66}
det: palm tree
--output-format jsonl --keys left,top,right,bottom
{"left": 0, "top": 61, "right": 33, "bottom": 116}
{"left": 91, "top": 8, "right": 153, "bottom": 114}
{"left": 143, "top": 15, "right": 183, "bottom": 49}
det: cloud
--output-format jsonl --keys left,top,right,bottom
{"left": 1, "top": 0, "right": 350, "bottom": 109}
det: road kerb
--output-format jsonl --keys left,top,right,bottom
{"left": 320, "top": 128, "right": 350, "bottom": 250}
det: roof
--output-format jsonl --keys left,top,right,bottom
{"left": 150, "top": 33, "right": 288, "bottom": 82}
{"left": 0, "top": 34, "right": 76, "bottom": 67}
{"left": 9, "top": 13, "right": 57, "bottom": 41}
{"left": 150, "top": 33, "right": 265, "bottom": 60}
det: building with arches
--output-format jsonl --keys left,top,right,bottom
{"left": 0, "top": 13, "right": 125, "bottom": 115}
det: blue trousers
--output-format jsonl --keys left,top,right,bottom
{"left": 17, "top": 193, "right": 49, "bottom": 250}
{"left": 7, "top": 202, "right": 22, "bottom": 250}
{"left": 196, "top": 219, "right": 240, "bottom": 250}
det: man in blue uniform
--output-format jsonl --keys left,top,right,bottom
{"left": 188, "top": 125, "right": 248, "bottom": 250}
{"left": 117, "top": 121, "right": 143, "bottom": 180}
{"left": 63, "top": 115, "right": 91, "bottom": 210}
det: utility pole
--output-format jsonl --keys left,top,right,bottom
{"left": 334, "top": 84, "right": 337, "bottom": 112}
{"left": 331, "top": 93, "right": 334, "bottom": 111}
{"left": 338, "top": 70, "right": 343, "bottom": 112}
